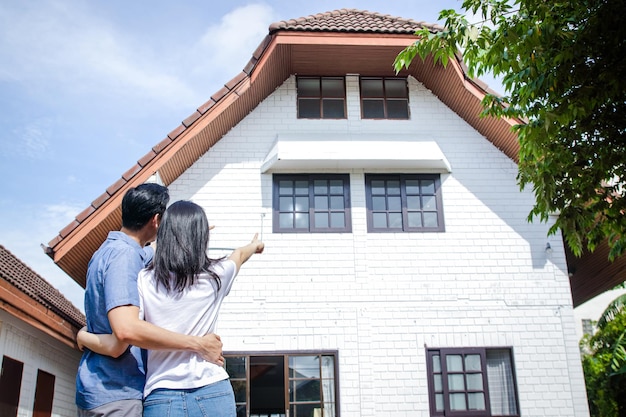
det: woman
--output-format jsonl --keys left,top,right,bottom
{"left": 79, "top": 200, "right": 264, "bottom": 417}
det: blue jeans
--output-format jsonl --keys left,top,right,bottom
{"left": 143, "top": 379, "right": 236, "bottom": 417}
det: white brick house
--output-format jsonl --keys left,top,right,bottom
{"left": 45, "top": 9, "right": 596, "bottom": 417}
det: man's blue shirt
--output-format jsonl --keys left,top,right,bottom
{"left": 76, "top": 231, "right": 154, "bottom": 410}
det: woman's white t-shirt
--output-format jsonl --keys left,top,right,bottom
{"left": 137, "top": 259, "right": 237, "bottom": 397}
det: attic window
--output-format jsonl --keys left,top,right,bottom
{"left": 360, "top": 77, "right": 409, "bottom": 119}
{"left": 297, "top": 76, "right": 346, "bottom": 119}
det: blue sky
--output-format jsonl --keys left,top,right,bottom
{"left": 0, "top": 0, "right": 490, "bottom": 311}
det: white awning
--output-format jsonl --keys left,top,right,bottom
{"left": 261, "top": 135, "right": 452, "bottom": 173}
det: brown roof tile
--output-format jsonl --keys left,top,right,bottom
{"left": 0, "top": 244, "right": 85, "bottom": 327}
{"left": 167, "top": 124, "right": 186, "bottom": 140}
{"left": 182, "top": 111, "right": 202, "bottom": 128}
{"left": 153, "top": 137, "right": 174, "bottom": 154}
{"left": 269, "top": 8, "right": 440, "bottom": 34}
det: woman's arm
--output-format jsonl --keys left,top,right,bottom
{"left": 77, "top": 326, "right": 129, "bottom": 358}
{"left": 228, "top": 233, "right": 265, "bottom": 272}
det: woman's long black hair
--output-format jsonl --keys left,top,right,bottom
{"left": 149, "top": 200, "right": 222, "bottom": 293}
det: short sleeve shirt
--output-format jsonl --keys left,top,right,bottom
{"left": 76, "top": 231, "right": 154, "bottom": 410}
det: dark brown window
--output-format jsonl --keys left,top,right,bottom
{"left": 360, "top": 77, "right": 409, "bottom": 119}
{"left": 426, "top": 348, "right": 520, "bottom": 417}
{"left": 297, "top": 77, "right": 346, "bottom": 119}
{"left": 0, "top": 356, "right": 24, "bottom": 417}
{"left": 365, "top": 174, "right": 444, "bottom": 232}
{"left": 273, "top": 174, "right": 351, "bottom": 233}
{"left": 33, "top": 370, "right": 55, "bottom": 417}
{"left": 226, "top": 352, "right": 339, "bottom": 417}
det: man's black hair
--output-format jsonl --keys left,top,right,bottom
{"left": 121, "top": 183, "right": 169, "bottom": 231}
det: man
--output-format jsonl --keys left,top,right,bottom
{"left": 76, "top": 183, "right": 223, "bottom": 417}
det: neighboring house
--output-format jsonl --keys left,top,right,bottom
{"left": 574, "top": 288, "right": 626, "bottom": 341}
{"left": 0, "top": 244, "right": 85, "bottom": 417}
{"left": 43, "top": 8, "right": 622, "bottom": 417}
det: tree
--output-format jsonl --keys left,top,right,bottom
{"left": 395, "top": 0, "right": 626, "bottom": 260}
{"left": 581, "top": 293, "right": 626, "bottom": 416}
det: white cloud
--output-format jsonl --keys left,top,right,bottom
{"left": 0, "top": 1, "right": 198, "bottom": 108}
{"left": 1, "top": 118, "right": 52, "bottom": 159}
{"left": 0, "top": 200, "right": 87, "bottom": 311}
{"left": 189, "top": 4, "right": 276, "bottom": 87}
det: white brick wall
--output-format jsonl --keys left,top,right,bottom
{"left": 169, "top": 75, "right": 589, "bottom": 416}
{"left": 0, "top": 312, "right": 81, "bottom": 417}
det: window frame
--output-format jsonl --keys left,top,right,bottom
{"left": 360, "top": 76, "right": 410, "bottom": 119}
{"left": 225, "top": 351, "right": 340, "bottom": 417}
{"left": 273, "top": 174, "right": 352, "bottom": 233}
{"left": 365, "top": 174, "right": 445, "bottom": 233}
{"left": 297, "top": 76, "right": 347, "bottom": 119}
{"left": 426, "top": 347, "right": 520, "bottom": 417}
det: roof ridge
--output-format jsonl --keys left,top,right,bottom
{"left": 269, "top": 8, "right": 441, "bottom": 34}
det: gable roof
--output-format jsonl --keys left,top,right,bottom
{"left": 1, "top": 244, "right": 85, "bottom": 348}
{"left": 42, "top": 8, "right": 623, "bottom": 307}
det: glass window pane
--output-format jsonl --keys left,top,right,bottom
{"left": 363, "top": 100, "right": 384, "bottom": 118}
{"left": 388, "top": 196, "right": 401, "bottom": 211}
{"left": 405, "top": 179, "right": 420, "bottom": 194}
{"left": 280, "top": 213, "right": 293, "bottom": 228}
{"left": 487, "top": 349, "right": 518, "bottom": 416}
{"left": 468, "top": 393, "right": 486, "bottom": 410}
{"left": 323, "top": 99, "right": 345, "bottom": 118}
{"left": 387, "top": 181, "right": 400, "bottom": 195}
{"left": 321, "top": 356, "right": 335, "bottom": 379}
{"left": 322, "top": 78, "right": 344, "bottom": 97}
{"left": 465, "top": 355, "right": 482, "bottom": 372}
{"left": 448, "top": 374, "right": 465, "bottom": 391}
{"left": 423, "top": 212, "right": 439, "bottom": 227}
{"left": 407, "top": 212, "right": 422, "bottom": 228}
{"left": 432, "top": 355, "right": 441, "bottom": 373}
{"left": 295, "top": 213, "right": 309, "bottom": 228}
{"left": 329, "top": 196, "right": 344, "bottom": 210}
{"left": 295, "top": 197, "right": 309, "bottom": 212}
{"left": 315, "top": 212, "right": 329, "bottom": 228}
{"left": 450, "top": 393, "right": 467, "bottom": 410}
{"left": 231, "top": 380, "right": 246, "bottom": 402}
{"left": 447, "top": 355, "right": 463, "bottom": 372}
{"left": 407, "top": 196, "right": 421, "bottom": 210}
{"left": 295, "top": 181, "right": 309, "bottom": 195}
{"left": 290, "top": 356, "right": 320, "bottom": 378}
{"left": 466, "top": 373, "right": 483, "bottom": 390}
{"left": 387, "top": 100, "right": 409, "bottom": 119}
{"left": 297, "top": 78, "right": 320, "bottom": 96}
{"left": 329, "top": 180, "right": 343, "bottom": 194}
{"left": 372, "top": 196, "right": 386, "bottom": 211}
{"left": 293, "top": 403, "right": 320, "bottom": 417}
{"left": 226, "top": 357, "right": 246, "bottom": 378}
{"left": 373, "top": 213, "right": 387, "bottom": 228}
{"left": 385, "top": 78, "right": 408, "bottom": 98}
{"left": 330, "top": 212, "right": 345, "bottom": 228}
{"left": 388, "top": 212, "right": 402, "bottom": 228}
{"left": 313, "top": 180, "right": 328, "bottom": 194}
{"left": 434, "top": 374, "right": 442, "bottom": 391}
{"left": 315, "top": 196, "right": 329, "bottom": 210}
{"left": 299, "top": 99, "right": 321, "bottom": 118}
{"left": 361, "top": 78, "right": 383, "bottom": 97}
{"left": 435, "top": 393, "right": 444, "bottom": 411}
{"left": 423, "top": 195, "right": 437, "bottom": 210}
{"left": 371, "top": 180, "right": 386, "bottom": 195}
{"left": 280, "top": 196, "right": 294, "bottom": 211}
{"left": 421, "top": 179, "right": 435, "bottom": 194}
{"left": 279, "top": 180, "right": 293, "bottom": 194}
{"left": 294, "top": 380, "right": 321, "bottom": 402}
